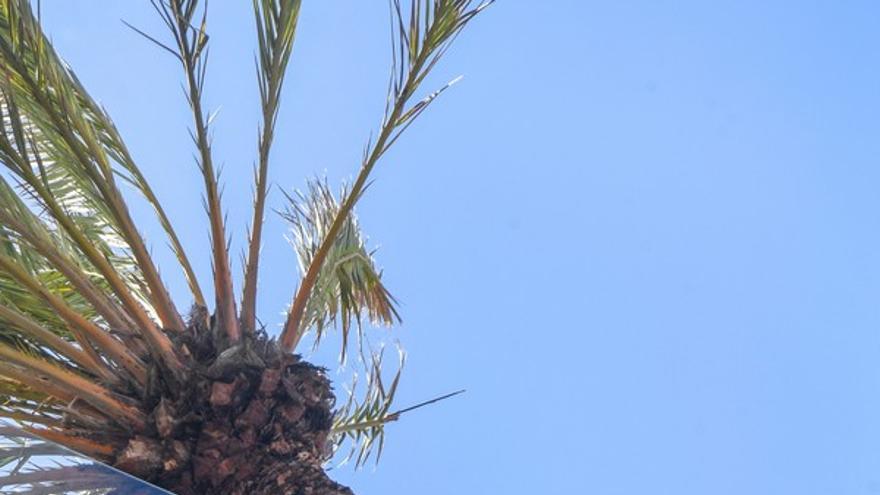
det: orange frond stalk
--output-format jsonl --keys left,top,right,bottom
{"left": 241, "top": 0, "right": 302, "bottom": 332}
{"left": 279, "top": 80, "right": 411, "bottom": 352}
{"left": 277, "top": 0, "right": 488, "bottom": 350}
{"left": 27, "top": 189, "right": 182, "bottom": 375}
{"left": 26, "top": 427, "right": 117, "bottom": 459}
{"left": 0, "top": 362, "right": 75, "bottom": 403}
{"left": 168, "top": 0, "right": 240, "bottom": 342}
{"left": 0, "top": 303, "right": 101, "bottom": 373}
{"left": 113, "top": 147, "right": 207, "bottom": 309}
{"left": 0, "top": 347, "right": 146, "bottom": 430}
{"left": 40, "top": 194, "right": 182, "bottom": 374}
{"left": 99, "top": 176, "right": 186, "bottom": 333}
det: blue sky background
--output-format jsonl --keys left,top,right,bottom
{"left": 40, "top": 1, "right": 880, "bottom": 494}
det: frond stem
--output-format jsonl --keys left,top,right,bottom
{"left": 0, "top": 345, "right": 146, "bottom": 430}
{"left": 0, "top": 209, "right": 135, "bottom": 332}
{"left": 241, "top": 0, "right": 301, "bottom": 332}
{"left": 0, "top": 253, "right": 145, "bottom": 384}
{"left": 0, "top": 302, "right": 101, "bottom": 374}
{"left": 169, "top": 0, "right": 241, "bottom": 342}
{"left": 279, "top": 50, "right": 428, "bottom": 352}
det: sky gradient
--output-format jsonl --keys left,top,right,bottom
{"left": 41, "top": 2, "right": 880, "bottom": 494}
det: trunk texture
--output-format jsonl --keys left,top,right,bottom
{"left": 63, "top": 309, "right": 354, "bottom": 495}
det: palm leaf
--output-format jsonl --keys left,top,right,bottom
{"left": 331, "top": 348, "right": 404, "bottom": 467}
{"left": 280, "top": 179, "right": 399, "bottom": 360}
{"left": 0, "top": 0, "right": 184, "bottom": 374}
{"left": 146, "top": 0, "right": 240, "bottom": 341}
{"left": 330, "top": 347, "right": 464, "bottom": 468}
{"left": 240, "top": 0, "right": 302, "bottom": 334}
{"left": 279, "top": 0, "right": 492, "bottom": 351}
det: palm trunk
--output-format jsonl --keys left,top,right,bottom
{"left": 92, "top": 317, "right": 354, "bottom": 495}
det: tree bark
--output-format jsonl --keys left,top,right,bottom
{"left": 107, "top": 328, "right": 355, "bottom": 495}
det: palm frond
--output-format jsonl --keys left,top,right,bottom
{"left": 150, "top": 0, "right": 240, "bottom": 341}
{"left": 0, "top": 344, "right": 146, "bottom": 430}
{"left": 0, "top": 94, "right": 147, "bottom": 314}
{"left": 331, "top": 348, "right": 404, "bottom": 467}
{"left": 279, "top": 179, "right": 399, "bottom": 360}
{"left": 241, "top": 0, "right": 302, "bottom": 333}
{"left": 0, "top": 0, "right": 185, "bottom": 374}
{"left": 101, "top": 116, "right": 207, "bottom": 310}
{"left": 279, "top": 0, "right": 492, "bottom": 352}
{"left": 0, "top": 34, "right": 184, "bottom": 333}
{"left": 330, "top": 348, "right": 463, "bottom": 468}
{"left": 0, "top": 299, "right": 98, "bottom": 374}
{"left": 0, "top": 182, "right": 144, "bottom": 381}
{"left": 0, "top": 362, "right": 72, "bottom": 405}
{"left": 0, "top": 177, "right": 134, "bottom": 332}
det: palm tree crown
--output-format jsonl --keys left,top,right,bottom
{"left": 0, "top": 0, "right": 491, "bottom": 493}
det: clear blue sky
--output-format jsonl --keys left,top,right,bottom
{"left": 41, "top": 1, "right": 880, "bottom": 494}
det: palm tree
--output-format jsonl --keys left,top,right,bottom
{"left": 0, "top": 1, "right": 491, "bottom": 493}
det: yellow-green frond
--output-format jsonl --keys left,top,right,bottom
{"left": 281, "top": 179, "right": 399, "bottom": 361}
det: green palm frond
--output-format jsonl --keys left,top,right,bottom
{"left": 279, "top": 0, "right": 492, "bottom": 352}
{"left": 280, "top": 179, "right": 399, "bottom": 360}
{"left": 0, "top": 177, "right": 135, "bottom": 332}
{"left": 330, "top": 347, "right": 465, "bottom": 468}
{"left": 0, "top": 13, "right": 185, "bottom": 332}
{"left": 331, "top": 348, "right": 404, "bottom": 467}
{"left": 147, "top": 0, "right": 240, "bottom": 341}
{"left": 0, "top": 94, "right": 142, "bottom": 303}
{"left": 0, "top": 0, "right": 185, "bottom": 375}
{"left": 241, "top": 0, "right": 302, "bottom": 333}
